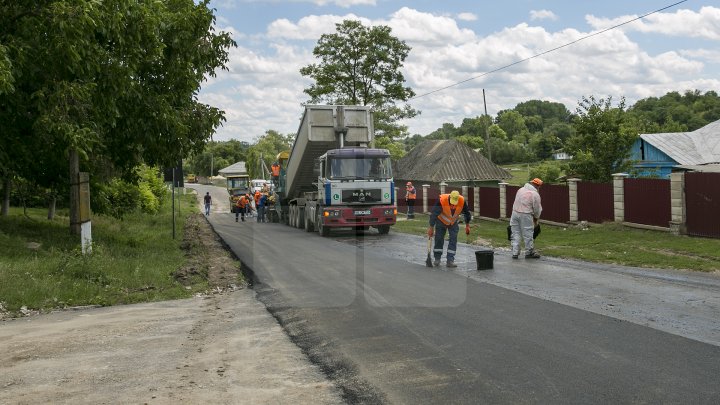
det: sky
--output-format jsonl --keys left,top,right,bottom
{"left": 197, "top": 0, "right": 720, "bottom": 143}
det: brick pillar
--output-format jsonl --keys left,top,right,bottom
{"left": 473, "top": 186, "right": 480, "bottom": 216}
{"left": 612, "top": 173, "right": 629, "bottom": 223}
{"left": 422, "top": 184, "right": 430, "bottom": 214}
{"left": 440, "top": 182, "right": 447, "bottom": 194}
{"left": 499, "top": 182, "right": 508, "bottom": 219}
{"left": 568, "top": 178, "right": 580, "bottom": 222}
{"left": 669, "top": 172, "right": 686, "bottom": 235}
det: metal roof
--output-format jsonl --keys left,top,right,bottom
{"left": 640, "top": 119, "right": 720, "bottom": 165}
{"left": 396, "top": 140, "right": 511, "bottom": 182}
{"left": 218, "top": 161, "right": 247, "bottom": 176}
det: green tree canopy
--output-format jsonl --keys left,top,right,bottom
{"left": 565, "top": 96, "right": 638, "bottom": 182}
{"left": 300, "top": 19, "right": 418, "bottom": 140}
{"left": 246, "top": 130, "right": 293, "bottom": 179}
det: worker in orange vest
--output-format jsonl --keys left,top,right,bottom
{"left": 427, "top": 190, "right": 471, "bottom": 268}
{"left": 405, "top": 182, "right": 417, "bottom": 219}
{"left": 271, "top": 161, "right": 281, "bottom": 188}
{"left": 235, "top": 194, "right": 249, "bottom": 222}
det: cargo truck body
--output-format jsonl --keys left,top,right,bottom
{"left": 273, "top": 105, "right": 396, "bottom": 236}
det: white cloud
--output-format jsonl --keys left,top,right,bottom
{"left": 201, "top": 6, "right": 720, "bottom": 141}
{"left": 457, "top": 12, "right": 477, "bottom": 22}
{"left": 586, "top": 6, "right": 720, "bottom": 40}
{"left": 530, "top": 9, "right": 558, "bottom": 21}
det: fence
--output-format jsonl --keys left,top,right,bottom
{"left": 624, "top": 178, "right": 671, "bottom": 228}
{"left": 685, "top": 172, "right": 720, "bottom": 238}
{"left": 577, "top": 182, "right": 614, "bottom": 223}
{"left": 397, "top": 172, "right": 716, "bottom": 238}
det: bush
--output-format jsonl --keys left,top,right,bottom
{"left": 137, "top": 165, "right": 166, "bottom": 205}
{"left": 529, "top": 161, "right": 563, "bottom": 184}
{"left": 93, "top": 178, "right": 140, "bottom": 219}
{"left": 138, "top": 182, "right": 159, "bottom": 214}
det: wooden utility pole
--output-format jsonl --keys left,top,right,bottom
{"left": 483, "top": 88, "right": 491, "bottom": 163}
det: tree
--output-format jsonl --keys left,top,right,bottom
{"left": 300, "top": 19, "right": 418, "bottom": 140}
{"left": 245, "top": 131, "right": 293, "bottom": 179}
{"left": 565, "top": 96, "right": 638, "bottom": 182}
{"left": 0, "top": 1, "right": 235, "bottom": 229}
{"left": 497, "top": 110, "right": 530, "bottom": 144}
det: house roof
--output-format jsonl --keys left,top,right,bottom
{"left": 640, "top": 119, "right": 720, "bottom": 165}
{"left": 218, "top": 161, "right": 247, "bottom": 176}
{"left": 396, "top": 139, "right": 511, "bottom": 182}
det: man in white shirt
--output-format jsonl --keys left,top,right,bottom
{"left": 510, "top": 178, "right": 543, "bottom": 259}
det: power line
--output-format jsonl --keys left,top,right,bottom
{"left": 409, "top": 0, "right": 689, "bottom": 100}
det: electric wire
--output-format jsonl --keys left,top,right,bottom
{"left": 409, "top": 0, "right": 689, "bottom": 100}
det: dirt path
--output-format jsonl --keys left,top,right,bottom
{"left": 0, "top": 194, "right": 343, "bottom": 405}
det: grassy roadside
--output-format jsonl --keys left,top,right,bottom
{"left": 0, "top": 191, "right": 214, "bottom": 316}
{"left": 393, "top": 214, "right": 720, "bottom": 272}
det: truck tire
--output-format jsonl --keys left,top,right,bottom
{"left": 316, "top": 210, "right": 330, "bottom": 237}
{"left": 377, "top": 225, "right": 390, "bottom": 235}
{"left": 304, "top": 211, "right": 314, "bottom": 232}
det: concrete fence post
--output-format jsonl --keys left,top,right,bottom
{"left": 422, "top": 184, "right": 430, "bottom": 213}
{"left": 612, "top": 173, "right": 629, "bottom": 223}
{"left": 473, "top": 186, "right": 480, "bottom": 217}
{"left": 669, "top": 172, "right": 686, "bottom": 235}
{"left": 568, "top": 178, "right": 580, "bottom": 222}
{"left": 440, "top": 182, "right": 447, "bottom": 195}
{"left": 499, "top": 182, "right": 508, "bottom": 219}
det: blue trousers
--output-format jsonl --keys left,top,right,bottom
{"left": 433, "top": 222, "right": 459, "bottom": 262}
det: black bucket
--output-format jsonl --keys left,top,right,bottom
{"left": 474, "top": 249, "right": 494, "bottom": 270}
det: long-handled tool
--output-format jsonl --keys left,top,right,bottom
{"left": 425, "top": 236, "right": 434, "bottom": 267}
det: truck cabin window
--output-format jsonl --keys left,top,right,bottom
{"left": 328, "top": 157, "right": 392, "bottom": 180}
{"left": 229, "top": 178, "right": 248, "bottom": 188}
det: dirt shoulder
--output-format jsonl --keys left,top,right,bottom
{"left": 0, "top": 198, "right": 343, "bottom": 405}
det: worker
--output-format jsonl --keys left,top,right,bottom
{"left": 510, "top": 178, "right": 543, "bottom": 259}
{"left": 256, "top": 192, "right": 268, "bottom": 223}
{"left": 405, "top": 182, "right": 417, "bottom": 219}
{"left": 427, "top": 190, "right": 472, "bottom": 268}
{"left": 271, "top": 161, "right": 281, "bottom": 187}
{"left": 203, "top": 192, "right": 212, "bottom": 216}
{"left": 235, "top": 194, "right": 249, "bottom": 222}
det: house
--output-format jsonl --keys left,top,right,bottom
{"left": 629, "top": 119, "right": 720, "bottom": 178}
{"left": 395, "top": 139, "right": 511, "bottom": 188}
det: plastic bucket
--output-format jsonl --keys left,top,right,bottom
{"left": 474, "top": 249, "right": 494, "bottom": 270}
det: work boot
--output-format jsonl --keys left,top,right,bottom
{"left": 525, "top": 251, "right": 541, "bottom": 259}
{"left": 446, "top": 261, "right": 457, "bottom": 268}
{"left": 433, "top": 259, "right": 440, "bottom": 267}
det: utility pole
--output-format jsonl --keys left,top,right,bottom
{"left": 483, "top": 88, "right": 491, "bottom": 163}
{"left": 210, "top": 154, "right": 214, "bottom": 181}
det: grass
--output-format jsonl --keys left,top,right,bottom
{"left": 394, "top": 214, "right": 720, "bottom": 272}
{"left": 0, "top": 191, "right": 208, "bottom": 314}
{"left": 501, "top": 160, "right": 566, "bottom": 185}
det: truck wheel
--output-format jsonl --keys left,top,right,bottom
{"left": 317, "top": 211, "right": 330, "bottom": 237}
{"left": 304, "top": 212, "right": 314, "bottom": 232}
{"left": 377, "top": 225, "right": 390, "bottom": 235}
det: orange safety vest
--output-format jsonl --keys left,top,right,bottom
{"left": 236, "top": 196, "right": 248, "bottom": 208}
{"left": 406, "top": 186, "right": 416, "bottom": 200}
{"left": 437, "top": 194, "right": 464, "bottom": 226}
{"left": 254, "top": 191, "right": 261, "bottom": 205}
{"left": 271, "top": 164, "right": 280, "bottom": 177}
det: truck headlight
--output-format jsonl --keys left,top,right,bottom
{"left": 383, "top": 209, "right": 395, "bottom": 216}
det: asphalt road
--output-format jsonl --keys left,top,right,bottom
{"left": 198, "top": 184, "right": 720, "bottom": 404}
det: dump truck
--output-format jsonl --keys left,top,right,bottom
{"left": 218, "top": 161, "right": 251, "bottom": 212}
{"left": 273, "top": 105, "right": 396, "bottom": 236}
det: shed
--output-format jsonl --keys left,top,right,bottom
{"left": 395, "top": 139, "right": 511, "bottom": 188}
{"left": 218, "top": 161, "right": 247, "bottom": 177}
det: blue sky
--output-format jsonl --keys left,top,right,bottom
{"left": 198, "top": 0, "right": 720, "bottom": 142}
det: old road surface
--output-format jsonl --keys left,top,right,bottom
{"left": 201, "top": 183, "right": 720, "bottom": 405}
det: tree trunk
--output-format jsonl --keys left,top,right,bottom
{"left": 1, "top": 178, "right": 10, "bottom": 216}
{"left": 48, "top": 194, "right": 56, "bottom": 220}
{"left": 69, "top": 149, "right": 80, "bottom": 234}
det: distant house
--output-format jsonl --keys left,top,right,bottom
{"left": 629, "top": 119, "right": 720, "bottom": 178}
{"left": 395, "top": 139, "right": 511, "bottom": 188}
{"left": 553, "top": 150, "right": 572, "bottom": 160}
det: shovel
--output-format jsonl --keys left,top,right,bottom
{"left": 425, "top": 236, "right": 434, "bottom": 267}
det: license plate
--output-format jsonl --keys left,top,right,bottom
{"left": 354, "top": 209, "right": 371, "bottom": 216}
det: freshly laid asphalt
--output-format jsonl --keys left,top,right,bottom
{"left": 194, "top": 184, "right": 720, "bottom": 404}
